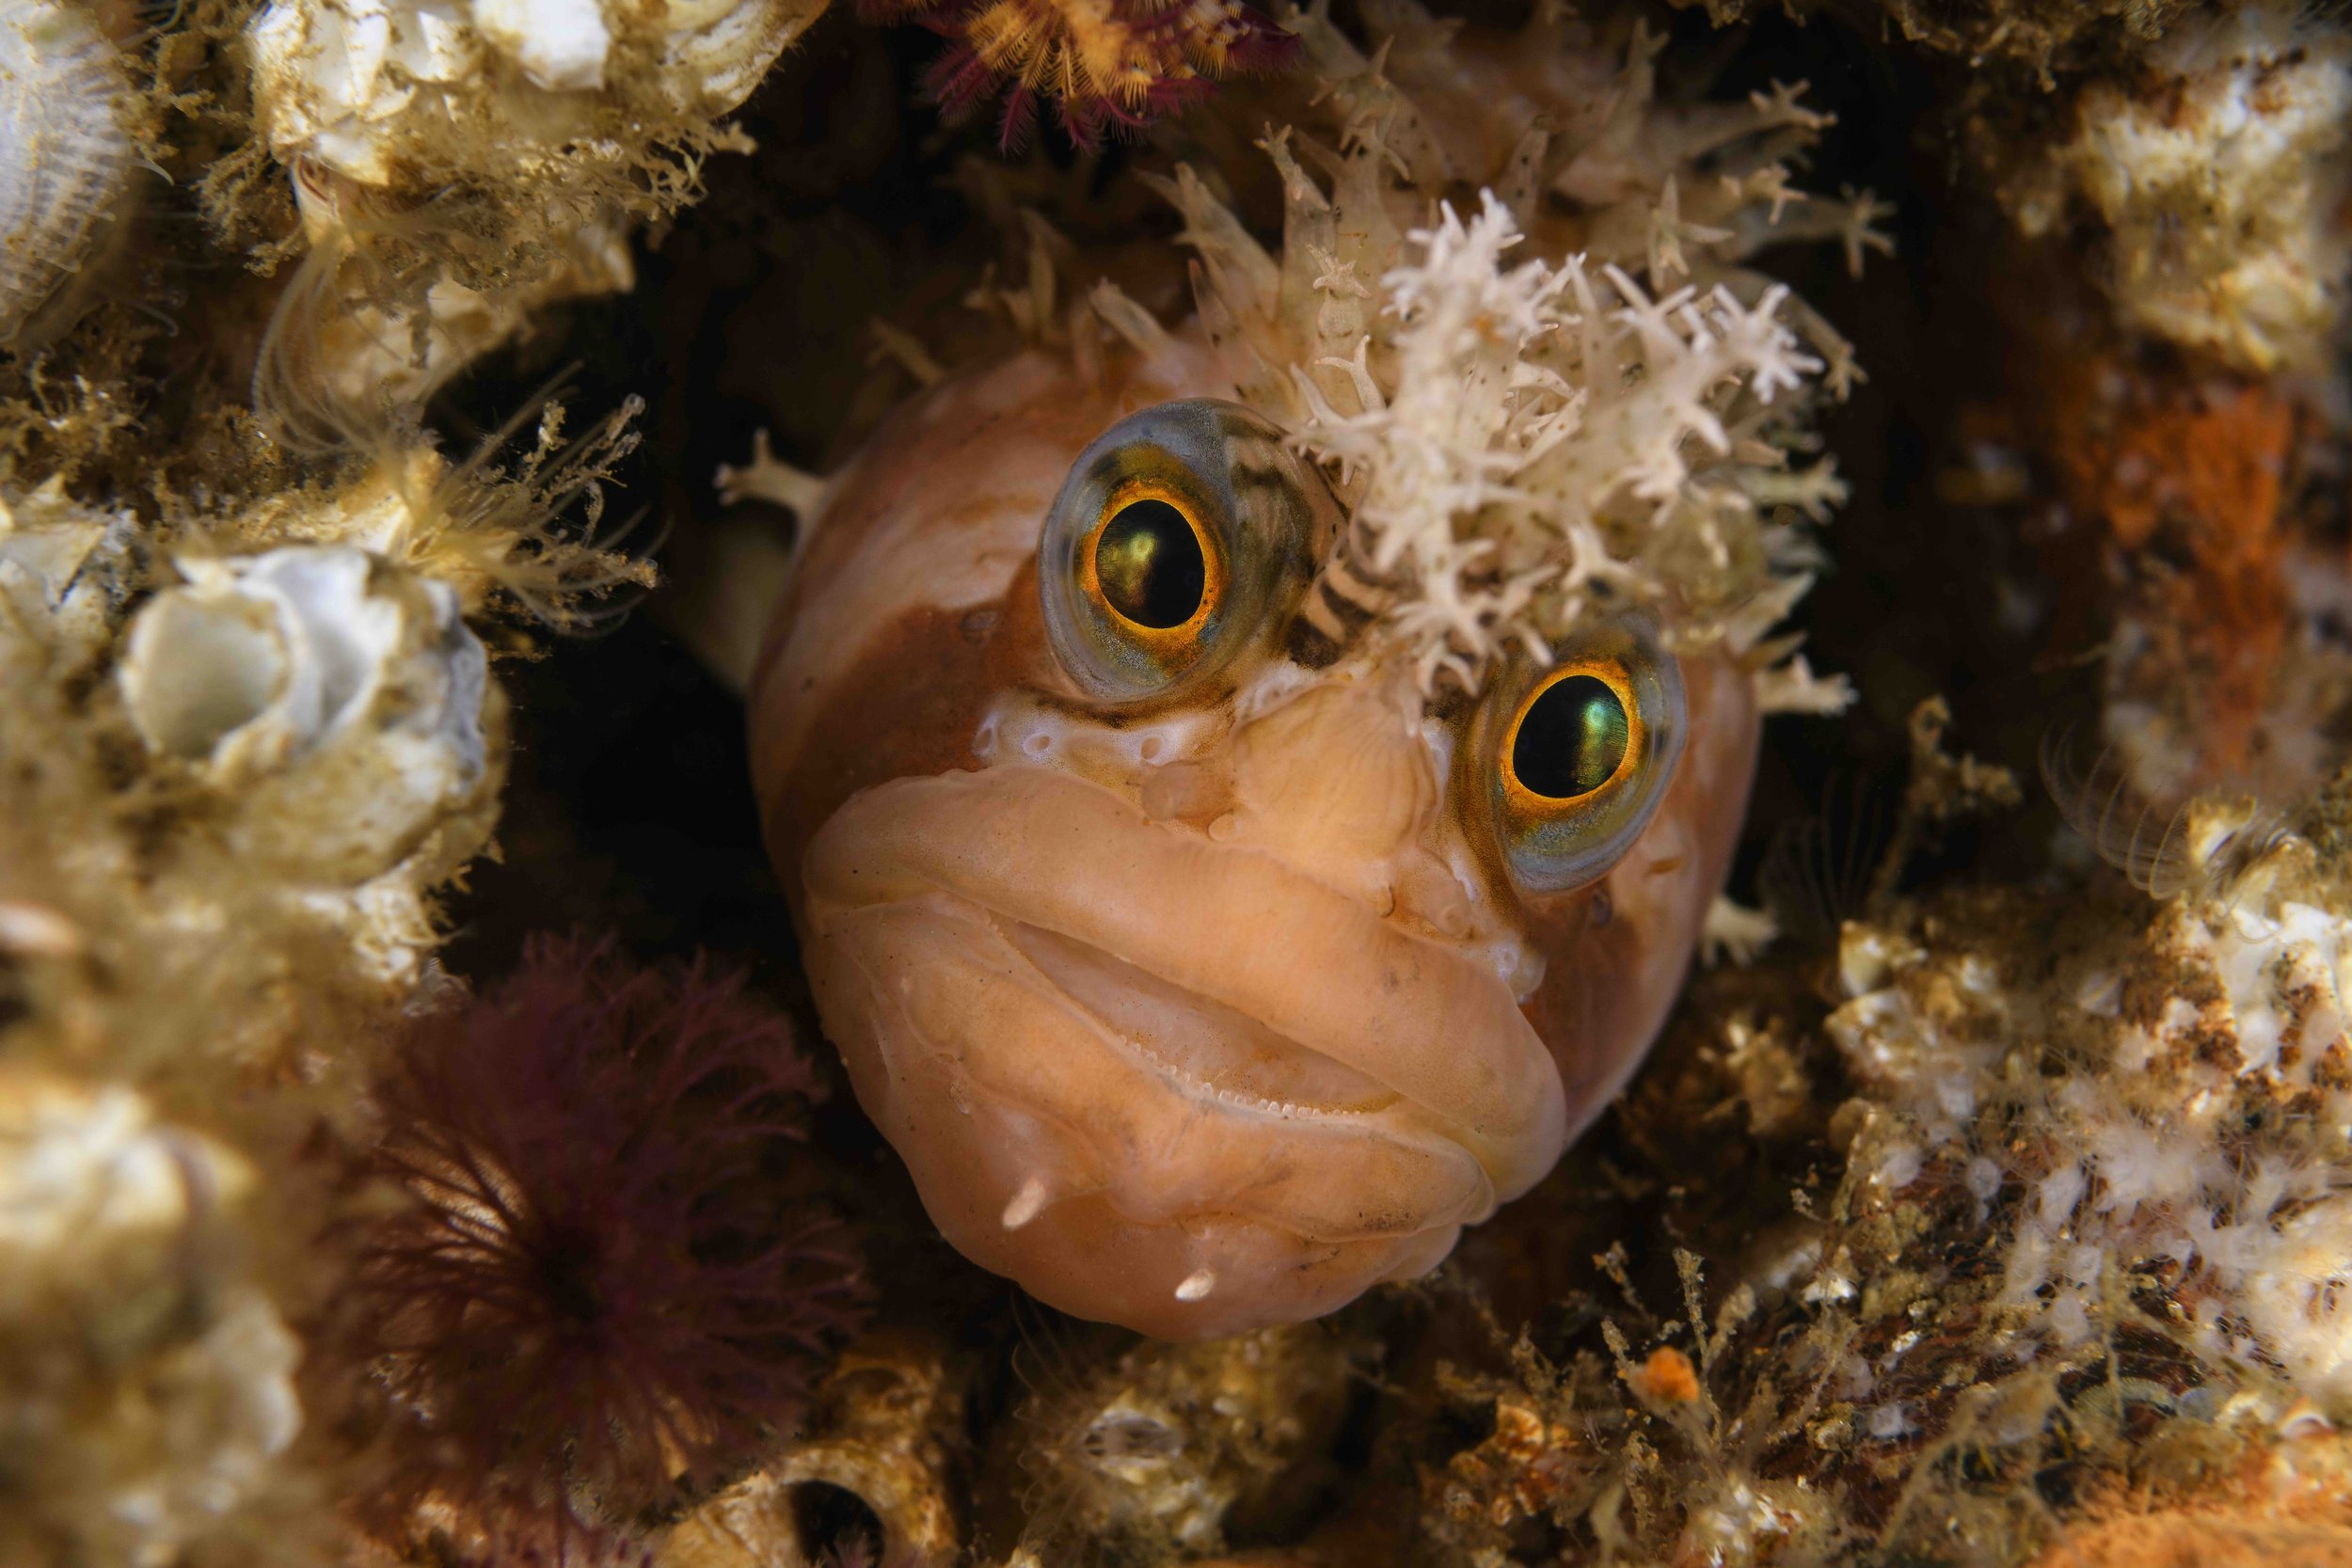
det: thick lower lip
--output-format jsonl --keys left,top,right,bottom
{"left": 800, "top": 763, "right": 1569, "bottom": 1204}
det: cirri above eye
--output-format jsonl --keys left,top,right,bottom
{"left": 1041, "top": 400, "right": 1337, "bottom": 705}
{"left": 1471, "top": 613, "right": 1689, "bottom": 894}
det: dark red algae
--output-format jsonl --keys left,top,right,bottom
{"left": 342, "top": 935, "right": 871, "bottom": 1560}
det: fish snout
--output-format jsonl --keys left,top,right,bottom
{"left": 796, "top": 761, "right": 1569, "bottom": 1338}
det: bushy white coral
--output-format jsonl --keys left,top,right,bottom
{"left": 1290, "top": 196, "right": 1832, "bottom": 690}
{"left": 1148, "top": 0, "right": 1871, "bottom": 699}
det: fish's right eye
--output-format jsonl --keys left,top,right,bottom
{"left": 1040, "top": 400, "right": 1334, "bottom": 707}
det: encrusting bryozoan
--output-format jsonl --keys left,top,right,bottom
{"left": 1828, "top": 796, "right": 2352, "bottom": 1402}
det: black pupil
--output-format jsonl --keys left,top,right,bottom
{"left": 1094, "top": 499, "right": 1206, "bottom": 628}
{"left": 1513, "top": 675, "right": 1630, "bottom": 800}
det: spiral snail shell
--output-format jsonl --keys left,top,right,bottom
{"left": 0, "top": 0, "right": 135, "bottom": 351}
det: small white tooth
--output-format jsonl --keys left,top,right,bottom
{"left": 1001, "top": 1176, "right": 1050, "bottom": 1231}
{"left": 1174, "top": 1268, "right": 1216, "bottom": 1303}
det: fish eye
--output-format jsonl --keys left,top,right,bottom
{"left": 1472, "top": 614, "right": 1687, "bottom": 894}
{"left": 1507, "top": 672, "right": 1631, "bottom": 802}
{"left": 1084, "top": 487, "right": 1216, "bottom": 633}
{"left": 1041, "top": 400, "right": 1335, "bottom": 705}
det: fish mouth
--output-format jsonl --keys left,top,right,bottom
{"left": 797, "top": 764, "right": 1569, "bottom": 1329}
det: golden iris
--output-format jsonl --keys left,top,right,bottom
{"left": 1076, "top": 482, "right": 1222, "bottom": 661}
{"left": 1093, "top": 499, "right": 1206, "bottom": 628}
{"left": 1502, "top": 660, "right": 1642, "bottom": 812}
{"left": 1510, "top": 674, "right": 1629, "bottom": 799}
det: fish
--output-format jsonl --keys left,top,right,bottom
{"left": 745, "top": 332, "right": 1761, "bottom": 1338}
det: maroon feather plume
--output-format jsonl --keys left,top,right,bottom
{"left": 346, "top": 935, "right": 870, "bottom": 1560}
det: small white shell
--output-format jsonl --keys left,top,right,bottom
{"left": 0, "top": 0, "right": 135, "bottom": 349}
{"left": 118, "top": 546, "right": 503, "bottom": 885}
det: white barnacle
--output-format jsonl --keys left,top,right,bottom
{"left": 118, "top": 546, "right": 503, "bottom": 886}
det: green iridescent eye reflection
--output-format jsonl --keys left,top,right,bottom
{"left": 1512, "top": 675, "right": 1630, "bottom": 800}
{"left": 1094, "top": 499, "right": 1205, "bottom": 628}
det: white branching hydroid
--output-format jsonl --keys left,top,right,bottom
{"left": 1143, "top": 1, "right": 1874, "bottom": 701}
{"left": 1289, "top": 194, "right": 1832, "bottom": 690}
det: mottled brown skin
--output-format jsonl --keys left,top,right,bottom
{"left": 751, "top": 342, "right": 1759, "bottom": 1338}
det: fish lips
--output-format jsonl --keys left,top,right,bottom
{"left": 799, "top": 763, "right": 1569, "bottom": 1337}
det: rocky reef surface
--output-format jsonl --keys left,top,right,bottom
{"left": 0, "top": 0, "right": 2347, "bottom": 1563}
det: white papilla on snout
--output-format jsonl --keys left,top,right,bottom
{"left": 799, "top": 761, "right": 1571, "bottom": 1333}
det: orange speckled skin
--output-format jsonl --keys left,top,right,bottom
{"left": 750, "top": 344, "right": 1758, "bottom": 1338}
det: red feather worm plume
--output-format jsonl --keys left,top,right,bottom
{"left": 343, "top": 935, "right": 870, "bottom": 1559}
{"left": 863, "top": 0, "right": 1299, "bottom": 150}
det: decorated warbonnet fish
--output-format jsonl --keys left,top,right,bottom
{"left": 739, "top": 12, "right": 1865, "bottom": 1337}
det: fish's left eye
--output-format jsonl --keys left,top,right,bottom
{"left": 1472, "top": 614, "right": 1687, "bottom": 894}
{"left": 1041, "top": 400, "right": 1334, "bottom": 705}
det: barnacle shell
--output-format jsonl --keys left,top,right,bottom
{"left": 246, "top": 0, "right": 832, "bottom": 188}
{"left": 117, "top": 546, "right": 504, "bottom": 885}
{"left": 0, "top": 1068, "right": 302, "bottom": 1568}
{"left": 246, "top": 0, "right": 829, "bottom": 411}
{"left": 661, "top": 1330, "right": 966, "bottom": 1568}
{"left": 0, "top": 477, "right": 131, "bottom": 664}
{"left": 0, "top": 0, "right": 135, "bottom": 350}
